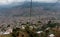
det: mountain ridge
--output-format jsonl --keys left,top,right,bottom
{"left": 0, "top": 2, "right": 60, "bottom": 17}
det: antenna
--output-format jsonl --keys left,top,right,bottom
{"left": 30, "top": 0, "right": 32, "bottom": 20}
{"left": 29, "top": 0, "right": 32, "bottom": 23}
{"left": 27, "top": 0, "right": 32, "bottom": 23}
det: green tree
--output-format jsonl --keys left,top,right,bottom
{"left": 12, "top": 28, "right": 20, "bottom": 37}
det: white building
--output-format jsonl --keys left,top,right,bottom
{"left": 4, "top": 28, "right": 12, "bottom": 34}
{"left": 29, "top": 26, "right": 34, "bottom": 30}
{"left": 36, "top": 31, "right": 43, "bottom": 34}
{"left": 21, "top": 25, "right": 26, "bottom": 30}
{"left": 3, "top": 32, "right": 10, "bottom": 34}
{"left": 49, "top": 34, "right": 55, "bottom": 37}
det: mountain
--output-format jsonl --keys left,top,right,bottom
{"left": 0, "top": 2, "right": 60, "bottom": 18}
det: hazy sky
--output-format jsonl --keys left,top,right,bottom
{"left": 0, "top": 0, "right": 58, "bottom": 5}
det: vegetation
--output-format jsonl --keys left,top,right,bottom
{"left": 0, "top": 20, "right": 60, "bottom": 37}
{"left": 0, "top": 34, "right": 12, "bottom": 37}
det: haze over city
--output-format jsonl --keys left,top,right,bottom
{"left": 0, "top": 0, "right": 58, "bottom": 5}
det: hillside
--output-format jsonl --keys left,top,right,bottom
{"left": 0, "top": 2, "right": 60, "bottom": 17}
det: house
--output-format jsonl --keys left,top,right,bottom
{"left": 36, "top": 31, "right": 43, "bottom": 37}
{"left": 36, "top": 31, "right": 43, "bottom": 34}
{"left": 3, "top": 32, "right": 10, "bottom": 34}
{"left": 49, "top": 34, "right": 55, "bottom": 37}
{"left": 3, "top": 28, "right": 12, "bottom": 34}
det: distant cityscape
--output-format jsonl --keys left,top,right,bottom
{"left": 0, "top": 0, "right": 60, "bottom": 37}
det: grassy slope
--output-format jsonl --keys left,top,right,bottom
{"left": 0, "top": 34, "right": 12, "bottom": 37}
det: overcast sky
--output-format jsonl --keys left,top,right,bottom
{"left": 0, "top": 0, "right": 58, "bottom": 5}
